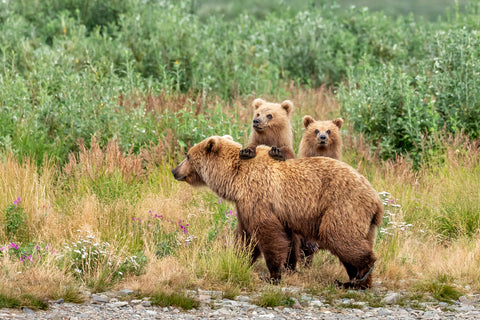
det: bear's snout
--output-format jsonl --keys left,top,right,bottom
{"left": 171, "top": 167, "right": 186, "bottom": 181}
{"left": 318, "top": 133, "right": 328, "bottom": 145}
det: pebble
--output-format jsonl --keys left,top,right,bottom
{"left": 382, "top": 292, "right": 401, "bottom": 305}
{"left": 0, "top": 288, "right": 478, "bottom": 320}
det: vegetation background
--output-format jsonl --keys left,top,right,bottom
{"left": 0, "top": 0, "right": 478, "bottom": 310}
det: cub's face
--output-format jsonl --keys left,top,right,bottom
{"left": 251, "top": 98, "right": 293, "bottom": 133}
{"left": 303, "top": 116, "right": 343, "bottom": 148}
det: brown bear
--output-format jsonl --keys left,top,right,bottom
{"left": 298, "top": 116, "right": 343, "bottom": 160}
{"left": 172, "top": 136, "right": 383, "bottom": 288}
{"left": 239, "top": 98, "right": 295, "bottom": 161}
{"left": 297, "top": 116, "right": 344, "bottom": 265}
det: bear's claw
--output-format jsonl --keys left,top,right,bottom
{"left": 268, "top": 146, "right": 286, "bottom": 161}
{"left": 239, "top": 148, "right": 256, "bottom": 159}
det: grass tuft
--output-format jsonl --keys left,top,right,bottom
{"left": 150, "top": 291, "right": 200, "bottom": 310}
{"left": 254, "top": 287, "right": 296, "bottom": 308}
{"left": 415, "top": 275, "right": 463, "bottom": 303}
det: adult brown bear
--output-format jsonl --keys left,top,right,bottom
{"left": 172, "top": 136, "right": 383, "bottom": 288}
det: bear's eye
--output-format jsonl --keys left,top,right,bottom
{"left": 266, "top": 114, "right": 273, "bottom": 120}
{"left": 326, "top": 130, "right": 331, "bottom": 135}
{"left": 186, "top": 154, "right": 190, "bottom": 160}
{"left": 314, "top": 129, "right": 319, "bottom": 135}
{"left": 256, "top": 113, "right": 260, "bottom": 117}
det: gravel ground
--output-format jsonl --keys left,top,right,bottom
{"left": 1, "top": 288, "right": 479, "bottom": 320}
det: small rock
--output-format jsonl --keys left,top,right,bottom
{"left": 55, "top": 298, "right": 64, "bottom": 304}
{"left": 130, "top": 299, "right": 142, "bottom": 305}
{"left": 107, "top": 301, "right": 129, "bottom": 308}
{"left": 146, "top": 310, "right": 157, "bottom": 316}
{"left": 118, "top": 289, "right": 134, "bottom": 296}
{"left": 92, "top": 294, "right": 109, "bottom": 304}
{"left": 310, "top": 300, "right": 322, "bottom": 307}
{"left": 235, "top": 295, "right": 251, "bottom": 302}
{"left": 197, "top": 294, "right": 211, "bottom": 303}
{"left": 291, "top": 297, "right": 302, "bottom": 309}
{"left": 22, "top": 307, "right": 35, "bottom": 314}
{"left": 109, "top": 298, "right": 118, "bottom": 303}
{"left": 459, "top": 295, "right": 474, "bottom": 305}
{"left": 141, "top": 300, "right": 152, "bottom": 307}
{"left": 381, "top": 292, "right": 400, "bottom": 305}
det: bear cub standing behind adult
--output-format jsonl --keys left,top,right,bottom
{"left": 239, "top": 98, "right": 295, "bottom": 161}
{"left": 298, "top": 116, "right": 343, "bottom": 160}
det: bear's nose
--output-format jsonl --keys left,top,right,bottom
{"left": 253, "top": 118, "right": 260, "bottom": 125}
{"left": 319, "top": 134, "right": 327, "bottom": 140}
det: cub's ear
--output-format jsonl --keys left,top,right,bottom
{"left": 281, "top": 100, "right": 294, "bottom": 115}
{"left": 333, "top": 118, "right": 343, "bottom": 129}
{"left": 303, "top": 115, "right": 315, "bottom": 128}
{"left": 222, "top": 135, "right": 233, "bottom": 141}
{"left": 205, "top": 137, "right": 220, "bottom": 154}
{"left": 252, "top": 98, "right": 266, "bottom": 110}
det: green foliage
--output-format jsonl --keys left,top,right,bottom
{"left": 3, "top": 200, "right": 28, "bottom": 241}
{"left": 0, "top": 293, "right": 48, "bottom": 310}
{"left": 0, "top": 294, "right": 21, "bottom": 308}
{"left": 416, "top": 274, "right": 463, "bottom": 303}
{"left": 151, "top": 291, "right": 200, "bottom": 310}
{"left": 254, "top": 287, "right": 296, "bottom": 308}
{"left": 61, "top": 231, "right": 146, "bottom": 290}
{"left": 0, "top": 0, "right": 479, "bottom": 163}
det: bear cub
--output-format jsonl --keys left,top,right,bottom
{"left": 239, "top": 98, "right": 295, "bottom": 161}
{"left": 298, "top": 116, "right": 343, "bottom": 160}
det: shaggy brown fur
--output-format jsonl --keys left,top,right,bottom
{"left": 239, "top": 98, "right": 295, "bottom": 161}
{"left": 172, "top": 136, "right": 383, "bottom": 288}
{"left": 298, "top": 116, "right": 343, "bottom": 160}
{"left": 297, "top": 116, "right": 344, "bottom": 266}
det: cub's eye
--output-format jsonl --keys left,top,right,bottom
{"left": 186, "top": 154, "right": 190, "bottom": 160}
{"left": 266, "top": 114, "right": 273, "bottom": 120}
{"left": 314, "top": 129, "right": 319, "bottom": 135}
{"left": 326, "top": 130, "right": 331, "bottom": 135}
{"left": 256, "top": 113, "right": 260, "bottom": 117}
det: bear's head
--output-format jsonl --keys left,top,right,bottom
{"left": 172, "top": 135, "right": 240, "bottom": 187}
{"left": 302, "top": 116, "right": 343, "bottom": 148}
{"left": 250, "top": 98, "right": 293, "bottom": 134}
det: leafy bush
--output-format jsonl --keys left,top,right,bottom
{"left": 1, "top": 0, "right": 479, "bottom": 163}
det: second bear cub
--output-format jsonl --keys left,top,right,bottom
{"left": 298, "top": 116, "right": 343, "bottom": 160}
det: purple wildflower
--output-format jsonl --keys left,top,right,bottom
{"left": 13, "top": 197, "right": 21, "bottom": 206}
{"left": 10, "top": 242, "right": 19, "bottom": 250}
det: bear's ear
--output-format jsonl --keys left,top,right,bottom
{"left": 205, "top": 137, "right": 220, "bottom": 154}
{"left": 281, "top": 100, "right": 294, "bottom": 114}
{"left": 303, "top": 115, "right": 315, "bottom": 128}
{"left": 222, "top": 135, "right": 233, "bottom": 141}
{"left": 252, "top": 98, "right": 265, "bottom": 110}
{"left": 332, "top": 118, "right": 343, "bottom": 129}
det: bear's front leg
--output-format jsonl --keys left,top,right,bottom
{"left": 268, "top": 146, "right": 286, "bottom": 161}
{"left": 239, "top": 144, "right": 257, "bottom": 159}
